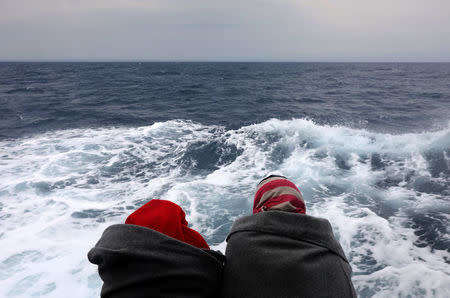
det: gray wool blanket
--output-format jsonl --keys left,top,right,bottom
{"left": 89, "top": 211, "right": 356, "bottom": 297}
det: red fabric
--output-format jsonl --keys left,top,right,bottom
{"left": 125, "top": 199, "right": 210, "bottom": 249}
{"left": 254, "top": 194, "right": 306, "bottom": 214}
{"left": 253, "top": 179, "right": 306, "bottom": 215}
{"left": 253, "top": 179, "right": 301, "bottom": 208}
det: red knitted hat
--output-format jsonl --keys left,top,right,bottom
{"left": 253, "top": 175, "right": 306, "bottom": 214}
{"left": 125, "top": 199, "right": 210, "bottom": 249}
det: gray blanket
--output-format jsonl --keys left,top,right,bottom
{"left": 222, "top": 211, "right": 357, "bottom": 297}
{"left": 88, "top": 224, "right": 224, "bottom": 297}
{"left": 88, "top": 212, "right": 356, "bottom": 297}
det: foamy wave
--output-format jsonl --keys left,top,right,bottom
{"left": 0, "top": 119, "right": 448, "bottom": 297}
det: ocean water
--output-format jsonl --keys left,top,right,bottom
{"left": 0, "top": 62, "right": 449, "bottom": 297}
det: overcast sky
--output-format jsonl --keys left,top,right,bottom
{"left": 1, "top": 0, "right": 449, "bottom": 61}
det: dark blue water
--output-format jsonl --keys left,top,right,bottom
{"left": 1, "top": 62, "right": 449, "bottom": 139}
{"left": 0, "top": 63, "right": 449, "bottom": 297}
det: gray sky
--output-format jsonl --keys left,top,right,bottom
{"left": 1, "top": 0, "right": 449, "bottom": 61}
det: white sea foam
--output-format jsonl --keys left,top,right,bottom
{"left": 0, "top": 118, "right": 449, "bottom": 297}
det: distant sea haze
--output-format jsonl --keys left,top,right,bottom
{"left": 0, "top": 62, "right": 449, "bottom": 297}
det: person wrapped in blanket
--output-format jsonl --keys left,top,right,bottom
{"left": 88, "top": 175, "right": 356, "bottom": 297}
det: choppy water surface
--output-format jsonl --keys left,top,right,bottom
{"left": 0, "top": 63, "right": 449, "bottom": 297}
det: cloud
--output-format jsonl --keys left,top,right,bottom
{"left": 0, "top": 0, "right": 449, "bottom": 61}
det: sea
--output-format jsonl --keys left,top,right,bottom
{"left": 0, "top": 62, "right": 449, "bottom": 297}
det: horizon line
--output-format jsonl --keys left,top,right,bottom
{"left": 1, "top": 60, "right": 450, "bottom": 63}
